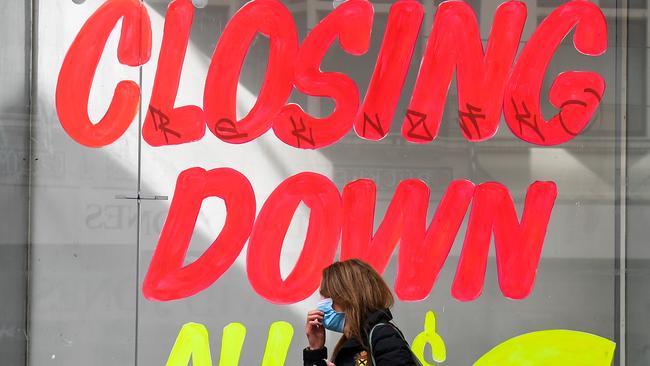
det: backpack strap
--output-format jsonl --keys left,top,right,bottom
{"left": 368, "top": 322, "right": 422, "bottom": 366}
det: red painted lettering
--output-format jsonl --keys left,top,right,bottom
{"left": 55, "top": 0, "right": 151, "bottom": 147}
{"left": 204, "top": 0, "right": 298, "bottom": 144}
{"left": 503, "top": 0, "right": 607, "bottom": 145}
{"left": 57, "top": 1, "right": 608, "bottom": 148}
{"left": 273, "top": 0, "right": 373, "bottom": 149}
{"left": 355, "top": 0, "right": 423, "bottom": 140}
{"left": 143, "top": 0, "right": 205, "bottom": 146}
{"left": 452, "top": 181, "right": 558, "bottom": 301}
{"left": 404, "top": 0, "right": 526, "bottom": 143}
{"left": 145, "top": 169, "right": 557, "bottom": 303}
{"left": 247, "top": 173, "right": 342, "bottom": 304}
{"left": 341, "top": 179, "right": 475, "bottom": 301}
{"left": 143, "top": 168, "right": 256, "bottom": 301}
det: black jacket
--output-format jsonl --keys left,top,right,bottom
{"left": 303, "top": 309, "right": 418, "bottom": 366}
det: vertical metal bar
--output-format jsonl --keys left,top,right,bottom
{"left": 615, "top": 0, "right": 628, "bottom": 365}
{"left": 25, "top": 0, "right": 37, "bottom": 364}
{"left": 135, "top": 1, "right": 145, "bottom": 366}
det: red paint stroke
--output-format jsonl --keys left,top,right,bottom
{"left": 272, "top": 0, "right": 373, "bottom": 149}
{"left": 452, "top": 181, "right": 558, "bottom": 301}
{"left": 143, "top": 168, "right": 256, "bottom": 301}
{"left": 56, "top": 0, "right": 151, "bottom": 148}
{"left": 247, "top": 173, "right": 342, "bottom": 304}
{"left": 341, "top": 179, "right": 474, "bottom": 301}
{"left": 354, "top": 0, "right": 423, "bottom": 141}
{"left": 503, "top": 1, "right": 607, "bottom": 145}
{"left": 143, "top": 0, "right": 206, "bottom": 146}
{"left": 204, "top": 0, "right": 298, "bottom": 144}
{"left": 144, "top": 169, "right": 558, "bottom": 303}
{"left": 404, "top": 0, "right": 526, "bottom": 143}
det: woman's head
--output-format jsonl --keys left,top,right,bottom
{"left": 319, "top": 259, "right": 394, "bottom": 340}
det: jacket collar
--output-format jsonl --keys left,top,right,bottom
{"left": 338, "top": 309, "right": 394, "bottom": 351}
{"left": 363, "top": 308, "right": 393, "bottom": 330}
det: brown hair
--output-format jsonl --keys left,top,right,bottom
{"left": 319, "top": 259, "right": 394, "bottom": 359}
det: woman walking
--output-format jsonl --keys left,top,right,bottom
{"left": 304, "top": 259, "right": 419, "bottom": 366}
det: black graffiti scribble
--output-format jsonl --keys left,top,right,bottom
{"left": 290, "top": 116, "right": 315, "bottom": 147}
{"left": 510, "top": 98, "right": 545, "bottom": 142}
{"left": 215, "top": 118, "right": 248, "bottom": 140}
{"left": 458, "top": 103, "right": 486, "bottom": 139}
{"left": 584, "top": 88, "right": 603, "bottom": 102}
{"left": 405, "top": 109, "right": 432, "bottom": 141}
{"left": 556, "top": 88, "right": 603, "bottom": 137}
{"left": 362, "top": 112, "right": 384, "bottom": 137}
{"left": 558, "top": 99, "right": 587, "bottom": 136}
{"left": 149, "top": 107, "right": 181, "bottom": 143}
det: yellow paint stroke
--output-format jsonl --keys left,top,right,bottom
{"left": 218, "top": 323, "right": 247, "bottom": 366}
{"left": 165, "top": 322, "right": 213, "bottom": 366}
{"left": 411, "top": 311, "right": 447, "bottom": 364}
{"left": 473, "top": 329, "right": 616, "bottom": 366}
{"left": 165, "top": 318, "right": 614, "bottom": 366}
{"left": 261, "top": 321, "right": 294, "bottom": 366}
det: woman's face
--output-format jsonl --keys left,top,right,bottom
{"left": 320, "top": 291, "right": 344, "bottom": 313}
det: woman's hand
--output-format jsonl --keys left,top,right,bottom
{"left": 305, "top": 309, "right": 325, "bottom": 350}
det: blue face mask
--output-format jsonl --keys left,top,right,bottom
{"left": 317, "top": 298, "right": 345, "bottom": 333}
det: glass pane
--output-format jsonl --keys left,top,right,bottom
{"left": 21, "top": 1, "right": 648, "bottom": 366}
{"left": 137, "top": 1, "right": 621, "bottom": 366}
{"left": 29, "top": 1, "right": 142, "bottom": 364}
{"left": 139, "top": 1, "right": 312, "bottom": 363}
{"left": 0, "top": 0, "right": 30, "bottom": 364}
{"left": 626, "top": 3, "right": 650, "bottom": 365}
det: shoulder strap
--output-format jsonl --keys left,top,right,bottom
{"left": 368, "top": 323, "right": 422, "bottom": 366}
